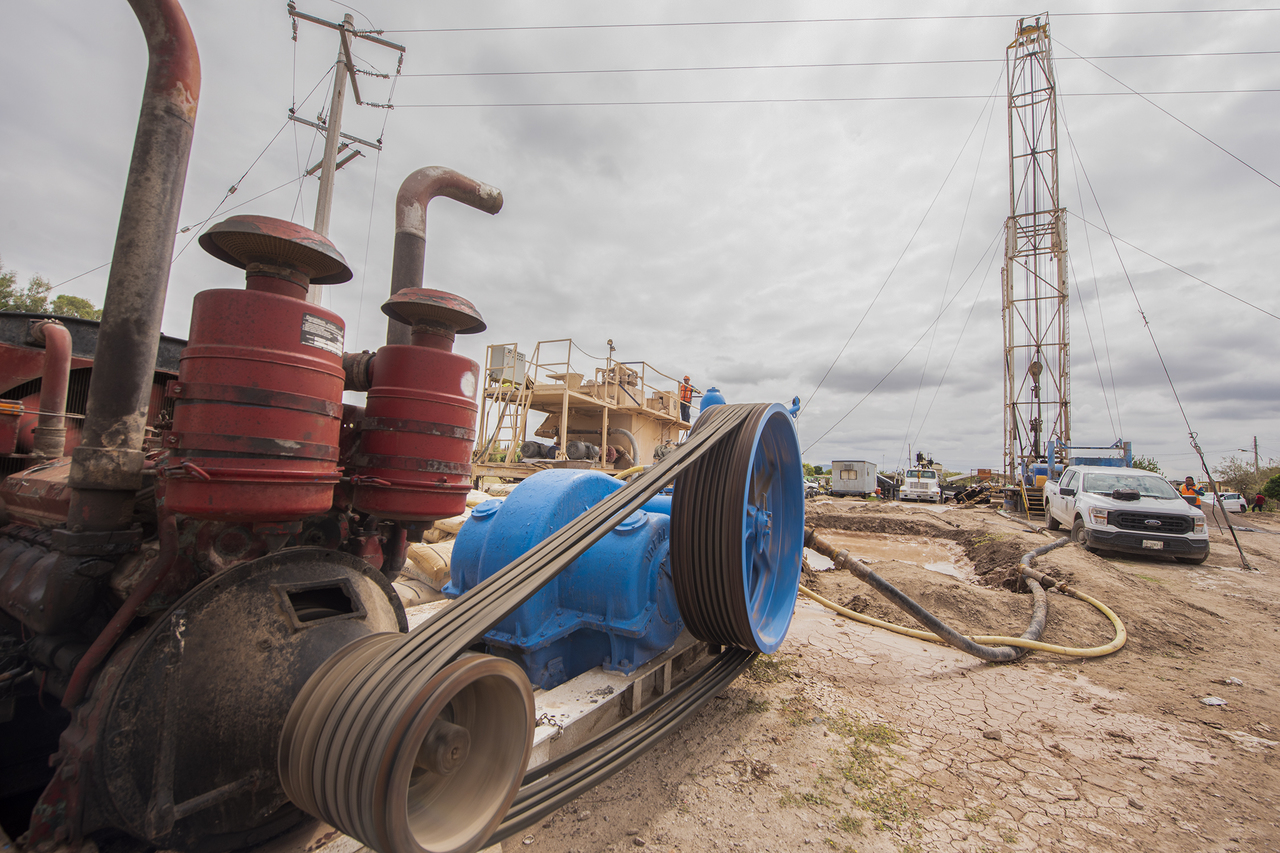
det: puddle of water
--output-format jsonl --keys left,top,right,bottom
{"left": 804, "top": 548, "right": 834, "bottom": 572}
{"left": 808, "top": 530, "right": 975, "bottom": 581}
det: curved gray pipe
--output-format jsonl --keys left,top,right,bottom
{"left": 67, "top": 0, "right": 200, "bottom": 532}
{"left": 387, "top": 167, "right": 503, "bottom": 346}
{"left": 608, "top": 428, "right": 639, "bottom": 465}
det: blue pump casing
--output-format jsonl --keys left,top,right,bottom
{"left": 446, "top": 469, "right": 683, "bottom": 690}
{"left": 699, "top": 387, "right": 726, "bottom": 412}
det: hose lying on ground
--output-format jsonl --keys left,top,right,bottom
{"left": 996, "top": 508, "right": 1048, "bottom": 535}
{"left": 801, "top": 529, "right": 1126, "bottom": 660}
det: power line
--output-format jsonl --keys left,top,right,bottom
{"left": 394, "top": 89, "right": 1280, "bottom": 109}
{"left": 400, "top": 50, "right": 1280, "bottom": 79}
{"left": 907, "top": 86, "right": 1004, "bottom": 457}
{"left": 1058, "top": 40, "right": 1280, "bottom": 191}
{"left": 801, "top": 224, "right": 1005, "bottom": 455}
{"left": 1059, "top": 91, "right": 1124, "bottom": 441}
{"left": 799, "top": 69, "right": 1004, "bottom": 419}
{"left": 899, "top": 74, "right": 1002, "bottom": 463}
{"left": 380, "top": 9, "right": 1280, "bottom": 35}
{"left": 1068, "top": 113, "right": 1201, "bottom": 460}
{"left": 1067, "top": 212, "right": 1280, "bottom": 323}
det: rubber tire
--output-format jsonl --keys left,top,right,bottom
{"left": 1177, "top": 551, "right": 1210, "bottom": 565}
{"left": 1070, "top": 517, "right": 1094, "bottom": 552}
{"left": 1046, "top": 512, "right": 1061, "bottom": 531}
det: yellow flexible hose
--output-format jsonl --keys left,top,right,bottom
{"left": 613, "top": 466, "right": 645, "bottom": 479}
{"left": 798, "top": 582, "right": 1126, "bottom": 658}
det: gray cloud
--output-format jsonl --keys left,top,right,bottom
{"left": 4, "top": 0, "right": 1277, "bottom": 477}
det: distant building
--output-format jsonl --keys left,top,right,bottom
{"left": 830, "top": 460, "right": 877, "bottom": 496}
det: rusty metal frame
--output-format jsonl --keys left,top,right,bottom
{"left": 1002, "top": 14, "right": 1070, "bottom": 480}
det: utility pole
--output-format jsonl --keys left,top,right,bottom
{"left": 1002, "top": 14, "right": 1069, "bottom": 481}
{"left": 313, "top": 13, "right": 353, "bottom": 241}
{"left": 287, "top": 3, "right": 405, "bottom": 303}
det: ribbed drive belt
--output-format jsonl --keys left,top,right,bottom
{"left": 291, "top": 404, "right": 764, "bottom": 850}
{"left": 493, "top": 646, "right": 755, "bottom": 841}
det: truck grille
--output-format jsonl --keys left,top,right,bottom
{"left": 1110, "top": 511, "right": 1192, "bottom": 535}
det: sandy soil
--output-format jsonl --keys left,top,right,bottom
{"left": 507, "top": 500, "right": 1280, "bottom": 853}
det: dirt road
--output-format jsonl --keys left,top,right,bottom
{"left": 512, "top": 500, "right": 1280, "bottom": 853}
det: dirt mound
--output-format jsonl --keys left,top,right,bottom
{"left": 807, "top": 511, "right": 1034, "bottom": 590}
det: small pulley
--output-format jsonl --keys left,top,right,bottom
{"left": 280, "top": 641, "right": 535, "bottom": 853}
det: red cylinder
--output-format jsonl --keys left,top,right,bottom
{"left": 162, "top": 289, "right": 345, "bottom": 520}
{"left": 351, "top": 345, "right": 479, "bottom": 521}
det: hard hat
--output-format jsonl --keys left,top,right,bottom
{"left": 683, "top": 375, "right": 690, "bottom": 381}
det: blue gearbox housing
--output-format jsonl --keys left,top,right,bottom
{"left": 446, "top": 469, "right": 683, "bottom": 690}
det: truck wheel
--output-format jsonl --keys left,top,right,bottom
{"left": 1070, "top": 518, "right": 1094, "bottom": 552}
{"left": 1177, "top": 552, "right": 1210, "bottom": 565}
{"left": 1046, "top": 513, "right": 1060, "bottom": 531}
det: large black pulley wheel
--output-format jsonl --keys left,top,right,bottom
{"left": 671, "top": 402, "right": 804, "bottom": 654}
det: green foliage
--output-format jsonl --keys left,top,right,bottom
{"left": 854, "top": 784, "right": 918, "bottom": 831}
{"left": 803, "top": 462, "right": 816, "bottom": 477}
{"left": 745, "top": 654, "right": 793, "bottom": 683}
{"left": 834, "top": 813, "right": 864, "bottom": 835}
{"left": 1263, "top": 474, "right": 1280, "bottom": 503}
{"left": 51, "top": 294, "right": 102, "bottom": 320}
{"left": 827, "top": 711, "right": 898, "bottom": 745}
{"left": 486, "top": 445, "right": 522, "bottom": 463}
{"left": 1, "top": 258, "right": 101, "bottom": 319}
{"left": 1130, "top": 455, "right": 1162, "bottom": 474}
{"left": 782, "top": 695, "right": 817, "bottom": 727}
{"left": 0, "top": 266, "right": 51, "bottom": 313}
{"left": 1213, "top": 454, "right": 1280, "bottom": 499}
{"left": 1213, "top": 456, "right": 1258, "bottom": 494}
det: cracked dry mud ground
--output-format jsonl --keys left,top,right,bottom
{"left": 509, "top": 502, "right": 1280, "bottom": 853}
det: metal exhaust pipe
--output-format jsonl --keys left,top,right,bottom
{"left": 29, "top": 320, "right": 72, "bottom": 458}
{"left": 387, "top": 167, "right": 502, "bottom": 346}
{"left": 67, "top": 0, "right": 200, "bottom": 532}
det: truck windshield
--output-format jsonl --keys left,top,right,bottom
{"left": 1081, "top": 473, "right": 1179, "bottom": 500}
{"left": 906, "top": 470, "right": 936, "bottom": 479}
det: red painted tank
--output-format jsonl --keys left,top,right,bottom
{"left": 351, "top": 289, "right": 484, "bottom": 522}
{"left": 162, "top": 216, "right": 352, "bottom": 520}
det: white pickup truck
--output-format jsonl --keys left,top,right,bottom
{"left": 1043, "top": 465, "right": 1209, "bottom": 564}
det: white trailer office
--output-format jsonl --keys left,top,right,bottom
{"left": 831, "top": 460, "right": 877, "bottom": 496}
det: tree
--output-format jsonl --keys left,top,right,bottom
{"left": 0, "top": 261, "right": 51, "bottom": 313}
{"left": 802, "top": 463, "right": 816, "bottom": 478}
{"left": 1, "top": 257, "right": 101, "bottom": 319}
{"left": 1130, "top": 455, "right": 1162, "bottom": 475}
{"left": 51, "top": 294, "right": 102, "bottom": 320}
{"left": 1263, "top": 475, "right": 1280, "bottom": 504}
{"left": 1213, "top": 455, "right": 1280, "bottom": 498}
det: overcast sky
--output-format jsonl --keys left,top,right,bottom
{"left": 3, "top": 1, "right": 1277, "bottom": 479}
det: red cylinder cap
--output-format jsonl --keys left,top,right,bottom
{"left": 381, "top": 288, "right": 486, "bottom": 334}
{"left": 199, "top": 215, "right": 352, "bottom": 284}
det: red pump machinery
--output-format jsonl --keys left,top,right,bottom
{"left": 163, "top": 216, "right": 352, "bottom": 520}
{"left": 0, "top": 2, "right": 533, "bottom": 851}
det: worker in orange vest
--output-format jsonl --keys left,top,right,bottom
{"left": 678, "top": 375, "right": 698, "bottom": 423}
{"left": 1180, "top": 476, "right": 1204, "bottom": 507}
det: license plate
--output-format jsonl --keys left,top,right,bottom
{"left": 1141, "top": 540, "right": 1164, "bottom": 550}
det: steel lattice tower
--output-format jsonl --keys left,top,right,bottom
{"left": 1002, "top": 14, "right": 1069, "bottom": 479}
